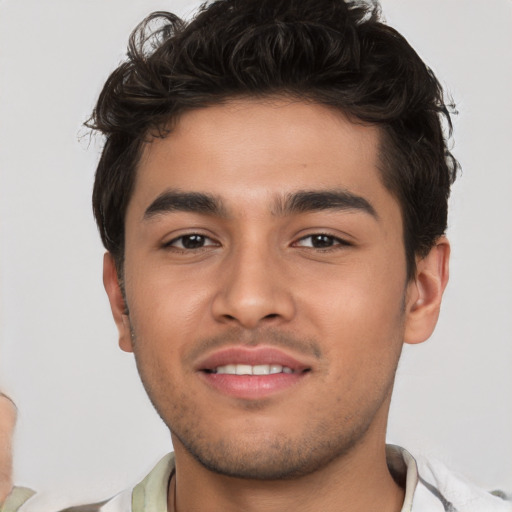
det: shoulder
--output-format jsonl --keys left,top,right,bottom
{"left": 56, "top": 490, "right": 133, "bottom": 512}
{"left": 0, "top": 487, "right": 36, "bottom": 512}
{"left": 11, "top": 453, "right": 175, "bottom": 512}
{"left": 9, "top": 489, "right": 132, "bottom": 512}
{"left": 411, "top": 450, "right": 511, "bottom": 512}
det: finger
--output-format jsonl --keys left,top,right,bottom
{"left": 0, "top": 393, "right": 17, "bottom": 503}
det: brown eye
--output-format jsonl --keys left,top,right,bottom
{"left": 167, "top": 234, "right": 218, "bottom": 250}
{"left": 296, "top": 234, "right": 349, "bottom": 249}
{"left": 181, "top": 235, "right": 206, "bottom": 249}
{"left": 310, "top": 235, "right": 336, "bottom": 248}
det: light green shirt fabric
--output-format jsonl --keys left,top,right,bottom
{"left": 131, "top": 453, "right": 175, "bottom": 512}
{"left": 0, "top": 487, "right": 35, "bottom": 512}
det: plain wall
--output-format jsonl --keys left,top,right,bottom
{"left": 1, "top": 0, "right": 511, "bottom": 507}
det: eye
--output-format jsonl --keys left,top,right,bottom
{"left": 165, "top": 234, "right": 218, "bottom": 250}
{"left": 295, "top": 234, "right": 350, "bottom": 249}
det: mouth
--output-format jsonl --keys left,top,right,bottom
{"left": 196, "top": 346, "right": 312, "bottom": 400}
{"left": 206, "top": 364, "right": 297, "bottom": 375}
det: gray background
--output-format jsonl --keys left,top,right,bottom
{"left": 1, "top": 0, "right": 511, "bottom": 507}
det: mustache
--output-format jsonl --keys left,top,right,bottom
{"left": 183, "top": 328, "right": 323, "bottom": 366}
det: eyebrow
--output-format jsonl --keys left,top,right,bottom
{"left": 143, "top": 190, "right": 227, "bottom": 220}
{"left": 143, "top": 188, "right": 377, "bottom": 221}
{"left": 274, "top": 190, "right": 378, "bottom": 218}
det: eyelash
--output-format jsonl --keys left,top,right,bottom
{"left": 294, "top": 233, "right": 352, "bottom": 251}
{"left": 164, "top": 234, "right": 218, "bottom": 252}
{"left": 163, "top": 233, "right": 351, "bottom": 253}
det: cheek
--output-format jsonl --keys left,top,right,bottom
{"left": 296, "top": 258, "right": 406, "bottom": 361}
{"left": 304, "top": 274, "right": 405, "bottom": 413}
{"left": 124, "top": 262, "right": 214, "bottom": 348}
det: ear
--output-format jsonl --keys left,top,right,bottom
{"left": 103, "top": 252, "right": 133, "bottom": 353}
{"left": 404, "top": 237, "right": 450, "bottom": 345}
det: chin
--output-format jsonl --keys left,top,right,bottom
{"left": 171, "top": 420, "right": 368, "bottom": 481}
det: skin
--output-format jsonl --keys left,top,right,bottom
{"left": 0, "top": 394, "right": 16, "bottom": 503}
{"left": 104, "top": 98, "right": 449, "bottom": 512}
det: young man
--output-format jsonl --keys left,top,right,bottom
{"left": 3, "top": 0, "right": 510, "bottom": 511}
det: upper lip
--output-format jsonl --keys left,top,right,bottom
{"left": 195, "top": 346, "right": 312, "bottom": 372}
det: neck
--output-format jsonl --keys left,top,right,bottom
{"left": 169, "top": 433, "right": 405, "bottom": 512}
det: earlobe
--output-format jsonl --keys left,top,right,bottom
{"left": 404, "top": 237, "right": 450, "bottom": 345}
{"left": 103, "top": 253, "right": 134, "bottom": 353}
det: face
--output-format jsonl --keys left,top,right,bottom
{"left": 104, "top": 98, "right": 445, "bottom": 479}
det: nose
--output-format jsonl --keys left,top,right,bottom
{"left": 211, "top": 243, "right": 296, "bottom": 329}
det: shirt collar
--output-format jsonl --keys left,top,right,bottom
{"left": 132, "top": 446, "right": 420, "bottom": 512}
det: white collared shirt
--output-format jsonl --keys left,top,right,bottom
{"left": 9, "top": 446, "right": 511, "bottom": 512}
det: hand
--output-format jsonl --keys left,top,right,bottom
{"left": 0, "top": 393, "right": 16, "bottom": 503}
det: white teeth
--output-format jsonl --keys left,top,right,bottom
{"left": 221, "top": 364, "right": 237, "bottom": 375}
{"left": 214, "top": 364, "right": 294, "bottom": 375}
{"left": 252, "top": 364, "right": 270, "bottom": 375}
{"left": 236, "top": 364, "right": 252, "bottom": 375}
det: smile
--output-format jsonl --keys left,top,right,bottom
{"left": 196, "top": 346, "right": 313, "bottom": 400}
{"left": 209, "top": 364, "right": 295, "bottom": 375}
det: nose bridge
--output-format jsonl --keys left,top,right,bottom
{"left": 212, "top": 230, "right": 294, "bottom": 328}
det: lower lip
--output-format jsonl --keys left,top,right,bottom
{"left": 199, "top": 372, "right": 307, "bottom": 400}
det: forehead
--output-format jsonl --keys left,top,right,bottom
{"left": 129, "top": 98, "right": 397, "bottom": 221}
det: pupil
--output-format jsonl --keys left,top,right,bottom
{"left": 183, "top": 235, "right": 205, "bottom": 249}
{"left": 312, "top": 235, "right": 333, "bottom": 248}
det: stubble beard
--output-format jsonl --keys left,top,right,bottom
{"left": 169, "top": 399, "right": 391, "bottom": 481}
{"left": 130, "top": 323, "right": 401, "bottom": 481}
